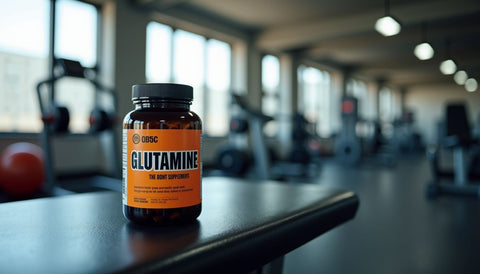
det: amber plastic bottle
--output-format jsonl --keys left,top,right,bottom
{"left": 122, "top": 83, "right": 202, "bottom": 225}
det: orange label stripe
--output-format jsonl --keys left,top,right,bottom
{"left": 125, "top": 129, "right": 202, "bottom": 209}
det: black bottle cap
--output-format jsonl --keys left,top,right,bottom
{"left": 132, "top": 83, "right": 193, "bottom": 101}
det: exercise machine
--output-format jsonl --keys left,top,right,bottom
{"left": 36, "top": 58, "right": 121, "bottom": 194}
{"left": 393, "top": 111, "right": 423, "bottom": 154}
{"left": 335, "top": 96, "right": 362, "bottom": 165}
{"left": 215, "top": 115, "right": 252, "bottom": 176}
{"left": 216, "top": 94, "right": 318, "bottom": 181}
{"left": 426, "top": 103, "right": 480, "bottom": 198}
{"left": 335, "top": 95, "right": 399, "bottom": 166}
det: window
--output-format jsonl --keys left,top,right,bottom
{"left": 261, "top": 55, "right": 280, "bottom": 136}
{"left": 55, "top": 0, "right": 97, "bottom": 68}
{"left": 298, "top": 65, "right": 332, "bottom": 137}
{"left": 146, "top": 22, "right": 231, "bottom": 136}
{"left": 346, "top": 79, "right": 367, "bottom": 116}
{"left": 0, "top": 0, "right": 49, "bottom": 132}
{"left": 363, "top": 82, "right": 377, "bottom": 121}
{"left": 379, "top": 87, "right": 394, "bottom": 123}
{"left": 205, "top": 39, "right": 231, "bottom": 136}
{"left": 173, "top": 30, "right": 206, "bottom": 119}
{"left": 379, "top": 87, "right": 396, "bottom": 137}
{"left": 262, "top": 55, "right": 279, "bottom": 116}
{"left": 146, "top": 23, "right": 172, "bottom": 83}
{"left": 55, "top": 0, "right": 99, "bottom": 133}
{"left": 0, "top": 0, "right": 99, "bottom": 133}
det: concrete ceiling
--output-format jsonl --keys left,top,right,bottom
{"left": 133, "top": 0, "right": 480, "bottom": 89}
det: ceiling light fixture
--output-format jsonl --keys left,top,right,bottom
{"left": 454, "top": 70, "right": 468, "bottom": 85}
{"left": 439, "top": 39, "right": 457, "bottom": 75}
{"left": 414, "top": 43, "right": 434, "bottom": 60}
{"left": 414, "top": 23, "right": 434, "bottom": 60}
{"left": 465, "top": 78, "right": 478, "bottom": 92}
{"left": 440, "top": 59, "right": 457, "bottom": 75}
{"left": 375, "top": 0, "right": 401, "bottom": 36}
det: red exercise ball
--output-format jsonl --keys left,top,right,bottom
{"left": 0, "top": 142, "right": 45, "bottom": 197}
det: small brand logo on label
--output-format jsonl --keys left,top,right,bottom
{"left": 132, "top": 133, "right": 140, "bottom": 144}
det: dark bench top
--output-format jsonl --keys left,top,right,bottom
{"left": 0, "top": 176, "right": 359, "bottom": 273}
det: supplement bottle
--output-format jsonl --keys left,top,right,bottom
{"left": 122, "top": 83, "right": 202, "bottom": 225}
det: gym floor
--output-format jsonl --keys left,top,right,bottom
{"left": 284, "top": 154, "right": 480, "bottom": 274}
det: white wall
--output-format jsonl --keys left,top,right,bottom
{"left": 406, "top": 82, "right": 480, "bottom": 145}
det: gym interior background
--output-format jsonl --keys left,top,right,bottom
{"left": 1, "top": 0, "right": 480, "bottom": 273}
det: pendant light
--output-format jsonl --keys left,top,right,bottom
{"left": 375, "top": 0, "right": 401, "bottom": 37}
{"left": 465, "top": 78, "right": 478, "bottom": 92}
{"left": 439, "top": 39, "right": 457, "bottom": 75}
{"left": 414, "top": 23, "right": 434, "bottom": 60}
{"left": 454, "top": 70, "right": 468, "bottom": 85}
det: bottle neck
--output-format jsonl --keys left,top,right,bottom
{"left": 133, "top": 99, "right": 191, "bottom": 110}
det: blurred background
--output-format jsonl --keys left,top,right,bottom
{"left": 1, "top": 0, "right": 480, "bottom": 273}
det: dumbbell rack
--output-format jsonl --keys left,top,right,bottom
{"left": 36, "top": 58, "right": 120, "bottom": 195}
